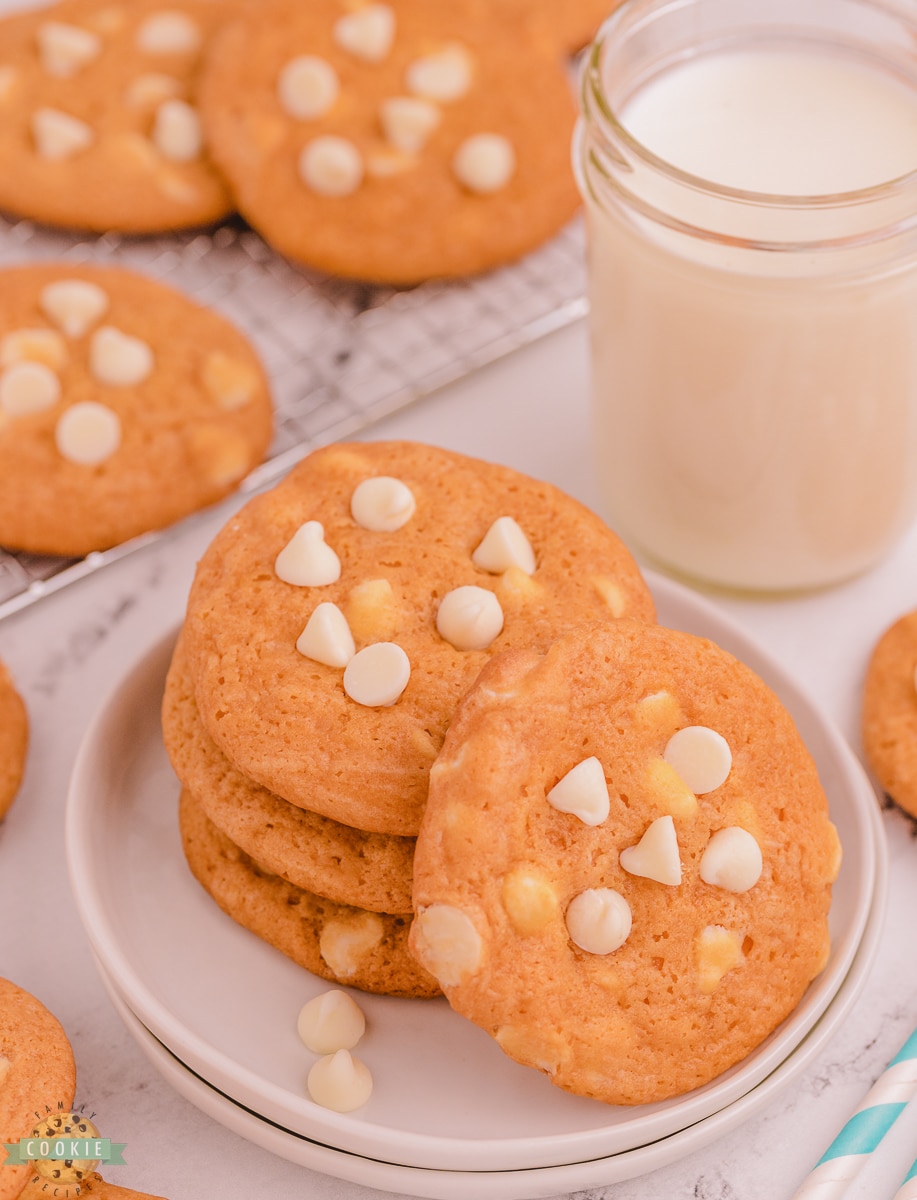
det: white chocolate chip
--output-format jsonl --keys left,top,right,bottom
{"left": 89, "top": 326, "right": 154, "bottom": 386}
{"left": 124, "top": 71, "right": 183, "bottom": 108}
{"left": 472, "top": 516, "right": 536, "bottom": 575}
{"left": 202, "top": 351, "right": 258, "bottom": 410}
{"left": 136, "top": 11, "right": 201, "bottom": 55}
{"left": 379, "top": 96, "right": 440, "bottom": 154}
{"left": 32, "top": 107, "right": 94, "bottom": 160}
{"left": 696, "top": 925, "right": 744, "bottom": 994}
{"left": 412, "top": 904, "right": 482, "bottom": 986}
{"left": 453, "top": 133, "right": 515, "bottom": 194}
{"left": 55, "top": 401, "right": 121, "bottom": 465}
{"left": 299, "top": 136, "right": 363, "bottom": 197}
{"left": 345, "top": 578, "right": 399, "bottom": 641}
{"left": 406, "top": 44, "right": 472, "bottom": 102}
{"left": 501, "top": 868, "right": 558, "bottom": 936}
{"left": 565, "top": 889, "right": 632, "bottom": 955}
{"left": 436, "top": 585, "right": 503, "bottom": 651}
{"left": 307, "top": 1049, "right": 373, "bottom": 1113}
{"left": 546, "top": 757, "right": 609, "bottom": 827}
{"left": 644, "top": 756, "right": 699, "bottom": 818}
{"left": 0, "top": 328, "right": 67, "bottom": 370}
{"left": 333, "top": 4, "right": 395, "bottom": 63}
{"left": 297, "top": 602, "right": 356, "bottom": 668}
{"left": 699, "top": 827, "right": 763, "bottom": 894}
{"left": 0, "top": 66, "right": 17, "bottom": 102}
{"left": 275, "top": 521, "right": 341, "bottom": 587}
{"left": 297, "top": 990, "right": 366, "bottom": 1054}
{"left": 152, "top": 98, "right": 202, "bottom": 162}
{"left": 365, "top": 147, "right": 415, "bottom": 178}
{"left": 619, "top": 815, "right": 682, "bottom": 886}
{"left": 0, "top": 362, "right": 60, "bottom": 416}
{"left": 37, "top": 21, "right": 102, "bottom": 78}
{"left": 40, "top": 280, "right": 109, "bottom": 338}
{"left": 278, "top": 55, "right": 339, "bottom": 120}
{"left": 343, "top": 642, "right": 410, "bottom": 706}
{"left": 319, "top": 912, "right": 384, "bottom": 976}
{"left": 664, "top": 726, "right": 732, "bottom": 794}
{"left": 350, "top": 475, "right": 415, "bottom": 532}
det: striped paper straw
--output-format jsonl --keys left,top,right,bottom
{"left": 792, "top": 1027, "right": 917, "bottom": 1200}
{"left": 893, "top": 1158, "right": 917, "bottom": 1200}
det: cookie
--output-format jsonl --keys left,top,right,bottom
{"left": 0, "top": 661, "right": 27, "bottom": 821}
{"left": 182, "top": 440, "right": 655, "bottom": 836}
{"left": 179, "top": 787, "right": 440, "bottom": 998}
{"left": 499, "top": 0, "right": 623, "bottom": 54}
{"left": 409, "top": 620, "right": 841, "bottom": 1106}
{"left": 21, "top": 1177, "right": 166, "bottom": 1199}
{"left": 0, "top": 263, "right": 272, "bottom": 557}
{"left": 862, "top": 609, "right": 917, "bottom": 818}
{"left": 0, "top": 979, "right": 77, "bottom": 1200}
{"left": 162, "top": 633, "right": 415, "bottom": 913}
{"left": 198, "top": 0, "right": 580, "bottom": 283}
{"left": 0, "top": 0, "right": 233, "bottom": 233}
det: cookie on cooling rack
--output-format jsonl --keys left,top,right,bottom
{"left": 0, "top": 0, "right": 232, "bottom": 233}
{"left": 197, "top": 0, "right": 580, "bottom": 283}
{"left": 409, "top": 620, "right": 841, "bottom": 1106}
{"left": 0, "top": 660, "right": 27, "bottom": 822}
{"left": 862, "top": 609, "right": 917, "bottom": 819}
{"left": 0, "top": 262, "right": 272, "bottom": 557}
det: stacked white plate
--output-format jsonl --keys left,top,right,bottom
{"left": 66, "top": 573, "right": 886, "bottom": 1200}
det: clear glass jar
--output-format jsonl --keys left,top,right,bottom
{"left": 574, "top": 0, "right": 917, "bottom": 591}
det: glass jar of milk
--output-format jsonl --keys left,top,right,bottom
{"left": 575, "top": 0, "right": 917, "bottom": 590}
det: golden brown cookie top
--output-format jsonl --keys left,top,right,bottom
{"left": 0, "top": 262, "right": 272, "bottom": 557}
{"left": 198, "top": 0, "right": 581, "bottom": 282}
{"left": 496, "top": 0, "right": 623, "bottom": 54}
{"left": 182, "top": 440, "right": 654, "bottom": 835}
{"left": 0, "top": 661, "right": 27, "bottom": 822}
{"left": 0, "top": 0, "right": 233, "bottom": 233}
{"left": 862, "top": 608, "right": 917, "bottom": 818}
{"left": 409, "top": 620, "right": 840, "bottom": 1105}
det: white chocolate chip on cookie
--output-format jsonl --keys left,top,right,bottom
{"left": 202, "top": 351, "right": 258, "bottom": 410}
{"left": 32, "top": 107, "right": 94, "bottom": 159}
{"left": 0, "top": 362, "right": 60, "bottom": 416}
{"left": 565, "top": 888, "right": 632, "bottom": 955}
{"left": 278, "top": 56, "right": 339, "bottom": 120}
{"left": 453, "top": 133, "right": 515, "bottom": 194}
{"left": 0, "top": 328, "right": 67, "bottom": 370}
{"left": 152, "top": 99, "right": 202, "bottom": 162}
{"left": 345, "top": 578, "right": 399, "bottom": 642}
{"left": 472, "top": 516, "right": 536, "bottom": 575}
{"left": 379, "top": 97, "right": 440, "bottom": 154}
{"left": 297, "top": 989, "right": 366, "bottom": 1053}
{"left": 275, "top": 521, "right": 341, "bottom": 587}
{"left": 333, "top": 4, "right": 395, "bottom": 63}
{"left": 0, "top": 66, "right": 17, "bottom": 102}
{"left": 412, "top": 904, "right": 483, "bottom": 986}
{"left": 299, "top": 136, "right": 363, "bottom": 197}
{"left": 124, "top": 72, "right": 183, "bottom": 108}
{"left": 307, "top": 1049, "right": 373, "bottom": 1113}
{"left": 696, "top": 925, "right": 744, "bottom": 994}
{"left": 343, "top": 642, "right": 410, "bottom": 706}
{"left": 406, "top": 43, "right": 472, "bottom": 102}
{"left": 136, "top": 11, "right": 201, "bottom": 55}
{"left": 664, "top": 726, "right": 732, "bottom": 794}
{"left": 351, "top": 476, "right": 416, "bottom": 532}
{"left": 436, "top": 585, "right": 503, "bottom": 651}
{"left": 296, "top": 601, "right": 356, "bottom": 668}
{"left": 546, "top": 756, "right": 609, "bottom": 826}
{"left": 37, "top": 21, "right": 102, "bottom": 78}
{"left": 644, "top": 757, "right": 699, "bottom": 818}
{"left": 501, "top": 867, "right": 558, "bottom": 936}
{"left": 40, "top": 280, "right": 109, "bottom": 338}
{"left": 699, "top": 827, "right": 763, "bottom": 894}
{"left": 619, "top": 815, "right": 682, "bottom": 885}
{"left": 90, "top": 326, "right": 154, "bottom": 386}
{"left": 319, "top": 912, "right": 384, "bottom": 977}
{"left": 55, "top": 401, "right": 121, "bottom": 465}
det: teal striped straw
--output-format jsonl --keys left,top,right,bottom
{"left": 792, "top": 1028, "right": 917, "bottom": 1199}
{"left": 893, "top": 1157, "right": 917, "bottom": 1200}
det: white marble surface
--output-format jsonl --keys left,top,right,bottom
{"left": 2, "top": 317, "right": 917, "bottom": 1200}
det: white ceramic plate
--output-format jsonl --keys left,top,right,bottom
{"left": 66, "top": 572, "right": 880, "bottom": 1174}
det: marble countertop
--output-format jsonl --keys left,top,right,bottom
{"left": 2, "top": 318, "right": 917, "bottom": 1200}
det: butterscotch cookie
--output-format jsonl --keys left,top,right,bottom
{"left": 182, "top": 440, "right": 655, "bottom": 836}
{"left": 0, "top": 979, "right": 77, "bottom": 1200}
{"left": 198, "top": 0, "right": 580, "bottom": 283}
{"left": 0, "top": 661, "right": 27, "bottom": 821}
{"left": 0, "top": 0, "right": 233, "bottom": 233}
{"left": 21, "top": 1176, "right": 166, "bottom": 1199}
{"left": 499, "top": 0, "right": 622, "bottom": 54}
{"left": 410, "top": 621, "right": 841, "bottom": 1106}
{"left": 179, "top": 787, "right": 439, "bottom": 998}
{"left": 163, "top": 633, "right": 415, "bottom": 913}
{"left": 862, "top": 609, "right": 917, "bottom": 818}
{"left": 0, "top": 263, "right": 272, "bottom": 557}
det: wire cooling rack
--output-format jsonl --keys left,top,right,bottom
{"left": 0, "top": 214, "right": 587, "bottom": 620}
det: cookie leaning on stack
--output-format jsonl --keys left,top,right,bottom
{"left": 0, "top": 662, "right": 27, "bottom": 823}
{"left": 862, "top": 608, "right": 917, "bottom": 818}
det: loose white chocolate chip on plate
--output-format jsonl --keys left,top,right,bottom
{"left": 55, "top": 401, "right": 121, "bottom": 465}
{"left": 297, "top": 989, "right": 366, "bottom": 1053}
{"left": 124, "top": 72, "right": 183, "bottom": 108}
{"left": 0, "top": 362, "right": 60, "bottom": 416}
{"left": 275, "top": 521, "right": 341, "bottom": 587}
{"left": 319, "top": 912, "right": 384, "bottom": 977}
{"left": 379, "top": 96, "right": 440, "bottom": 154}
{"left": 472, "top": 516, "right": 536, "bottom": 575}
{"left": 0, "top": 328, "right": 67, "bottom": 370}
{"left": 136, "top": 11, "right": 201, "bottom": 55}
{"left": 90, "top": 326, "right": 154, "bottom": 387}
{"left": 412, "top": 904, "right": 482, "bottom": 986}
{"left": 342, "top": 642, "right": 410, "bottom": 707}
{"left": 40, "top": 280, "right": 109, "bottom": 339}
{"left": 406, "top": 44, "right": 472, "bottom": 102}
{"left": 546, "top": 756, "right": 610, "bottom": 826}
{"left": 699, "top": 827, "right": 763, "bottom": 893}
{"left": 152, "top": 99, "right": 202, "bottom": 162}
{"left": 565, "top": 888, "right": 632, "bottom": 955}
{"left": 333, "top": 4, "right": 395, "bottom": 63}
{"left": 453, "top": 133, "right": 516, "bottom": 194}
{"left": 278, "top": 56, "right": 339, "bottom": 121}
{"left": 664, "top": 725, "right": 732, "bottom": 794}
{"left": 296, "top": 602, "right": 356, "bottom": 668}
{"left": 619, "top": 815, "right": 682, "bottom": 885}
{"left": 436, "top": 585, "right": 503, "bottom": 651}
{"left": 299, "top": 136, "right": 364, "bottom": 197}
{"left": 32, "top": 107, "right": 94, "bottom": 160}
{"left": 350, "top": 475, "right": 415, "bottom": 532}
{"left": 307, "top": 1049, "right": 373, "bottom": 1113}
{"left": 37, "top": 21, "right": 101, "bottom": 78}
